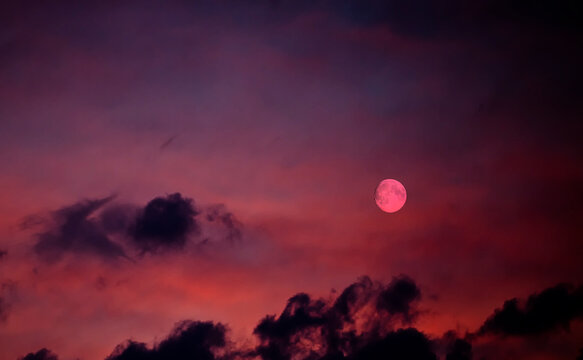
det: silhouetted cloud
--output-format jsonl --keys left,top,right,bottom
{"left": 351, "top": 328, "right": 436, "bottom": 360}
{"left": 332, "top": 276, "right": 374, "bottom": 319}
{"left": 254, "top": 293, "right": 327, "bottom": 360}
{"left": 23, "top": 277, "right": 583, "bottom": 360}
{"left": 33, "top": 196, "right": 127, "bottom": 261}
{"left": 130, "top": 193, "right": 199, "bottom": 252}
{"left": 18, "top": 349, "right": 58, "bottom": 360}
{"left": 0, "top": 249, "right": 6, "bottom": 260}
{"left": 106, "top": 321, "right": 226, "bottom": 360}
{"left": 253, "top": 275, "right": 426, "bottom": 360}
{"left": 478, "top": 283, "right": 583, "bottom": 336}
{"left": 24, "top": 193, "right": 245, "bottom": 260}
{"left": 377, "top": 275, "right": 421, "bottom": 323}
{"left": 445, "top": 338, "right": 472, "bottom": 360}
{"left": 433, "top": 331, "right": 472, "bottom": 360}
{"left": 99, "top": 275, "right": 432, "bottom": 360}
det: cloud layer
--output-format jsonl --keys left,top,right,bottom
{"left": 130, "top": 193, "right": 200, "bottom": 253}
{"left": 14, "top": 276, "right": 583, "bottom": 360}
{"left": 33, "top": 196, "right": 127, "bottom": 261}
{"left": 478, "top": 283, "right": 583, "bottom": 337}
{"left": 106, "top": 321, "right": 226, "bottom": 360}
{"left": 18, "top": 349, "right": 58, "bottom": 360}
{"left": 27, "top": 193, "right": 241, "bottom": 261}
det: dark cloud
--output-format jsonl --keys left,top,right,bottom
{"left": 433, "top": 331, "right": 472, "bottom": 360}
{"left": 331, "top": 276, "right": 374, "bottom": 319}
{"left": 478, "top": 283, "right": 583, "bottom": 337}
{"left": 253, "top": 276, "right": 426, "bottom": 360}
{"left": 25, "top": 193, "right": 242, "bottom": 260}
{"left": 106, "top": 321, "right": 226, "bottom": 360}
{"left": 254, "top": 293, "right": 328, "bottom": 360}
{"left": 99, "top": 204, "right": 137, "bottom": 234}
{"left": 377, "top": 275, "right": 421, "bottom": 323}
{"left": 21, "top": 277, "right": 583, "bottom": 359}
{"left": 0, "top": 249, "right": 6, "bottom": 260}
{"left": 351, "top": 328, "right": 436, "bottom": 360}
{"left": 106, "top": 304, "right": 439, "bottom": 360}
{"left": 130, "top": 193, "right": 199, "bottom": 253}
{"left": 445, "top": 338, "right": 472, "bottom": 360}
{"left": 329, "top": 0, "right": 583, "bottom": 39}
{"left": 33, "top": 196, "right": 128, "bottom": 261}
{"left": 7, "top": 275, "right": 431, "bottom": 359}
{"left": 100, "top": 275, "right": 430, "bottom": 360}
{"left": 18, "top": 349, "right": 58, "bottom": 360}
{"left": 255, "top": 294, "right": 327, "bottom": 340}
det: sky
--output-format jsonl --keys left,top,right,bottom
{"left": 0, "top": 1, "right": 582, "bottom": 360}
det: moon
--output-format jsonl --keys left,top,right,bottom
{"left": 374, "top": 179, "right": 407, "bottom": 213}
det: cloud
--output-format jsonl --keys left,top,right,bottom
{"left": 478, "top": 283, "right": 583, "bottom": 336}
{"left": 253, "top": 275, "right": 425, "bottom": 360}
{"left": 106, "top": 321, "right": 227, "bottom": 360}
{"left": 0, "top": 249, "right": 6, "bottom": 260}
{"left": 351, "top": 328, "right": 436, "bottom": 360}
{"left": 130, "top": 193, "right": 200, "bottom": 253}
{"left": 24, "top": 192, "right": 245, "bottom": 261}
{"left": 433, "top": 331, "right": 472, "bottom": 360}
{"left": 98, "top": 275, "right": 432, "bottom": 360}
{"left": 445, "top": 338, "right": 472, "bottom": 360}
{"left": 253, "top": 293, "right": 328, "bottom": 360}
{"left": 205, "top": 204, "right": 243, "bottom": 243}
{"left": 99, "top": 204, "right": 138, "bottom": 234}
{"left": 33, "top": 196, "right": 128, "bottom": 261}
{"left": 18, "top": 349, "right": 58, "bottom": 360}
{"left": 331, "top": 276, "right": 374, "bottom": 320}
{"left": 376, "top": 275, "right": 421, "bottom": 323}
{"left": 18, "top": 277, "right": 583, "bottom": 359}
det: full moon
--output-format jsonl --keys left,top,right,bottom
{"left": 374, "top": 179, "right": 407, "bottom": 213}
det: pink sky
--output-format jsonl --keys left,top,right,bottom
{"left": 1, "top": 2, "right": 582, "bottom": 360}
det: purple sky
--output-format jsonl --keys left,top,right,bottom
{"left": 1, "top": 1, "right": 582, "bottom": 360}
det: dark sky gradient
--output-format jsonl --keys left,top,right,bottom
{"left": 0, "top": 1, "right": 582, "bottom": 359}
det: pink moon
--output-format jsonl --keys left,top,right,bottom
{"left": 374, "top": 179, "right": 407, "bottom": 213}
